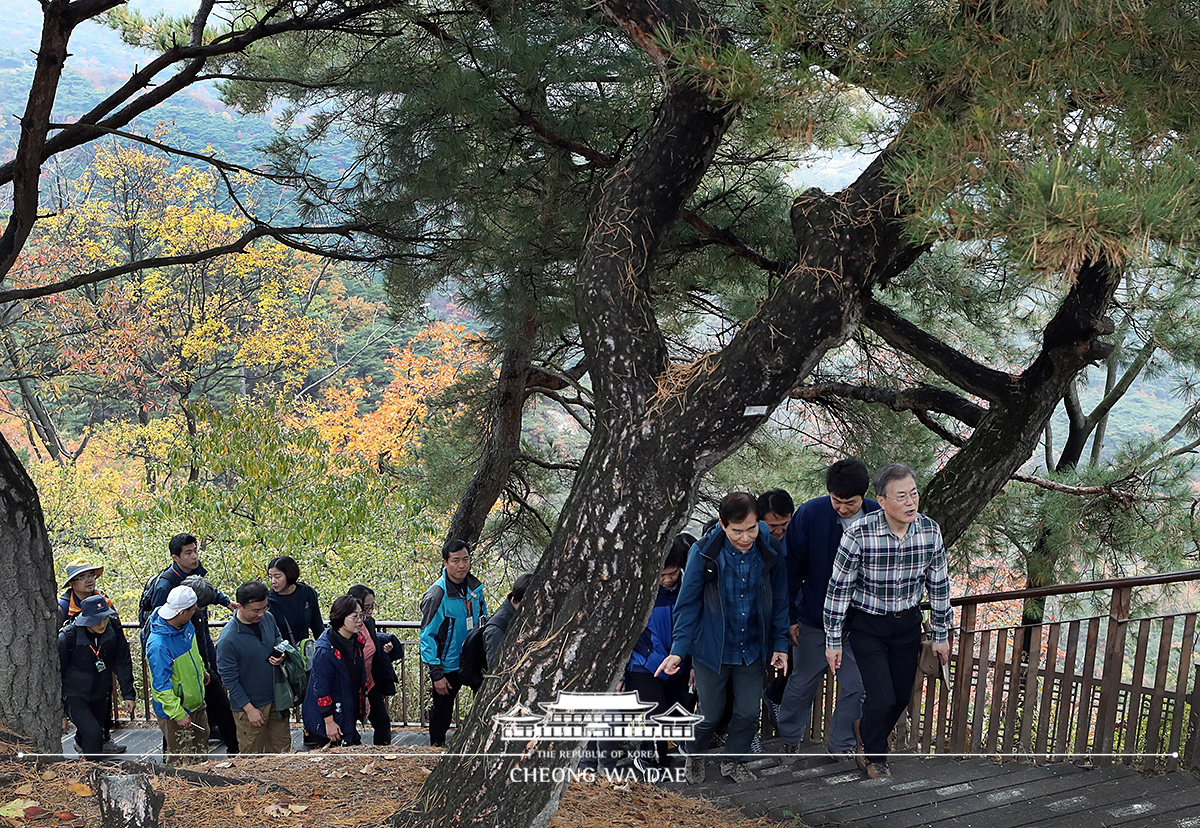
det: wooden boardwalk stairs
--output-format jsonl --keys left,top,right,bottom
{"left": 678, "top": 740, "right": 1200, "bottom": 828}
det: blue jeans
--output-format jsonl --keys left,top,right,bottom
{"left": 689, "top": 661, "right": 763, "bottom": 759}
{"left": 776, "top": 620, "right": 864, "bottom": 751}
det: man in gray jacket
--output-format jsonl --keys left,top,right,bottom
{"left": 216, "top": 581, "right": 291, "bottom": 753}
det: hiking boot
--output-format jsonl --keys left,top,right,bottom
{"left": 765, "top": 696, "right": 781, "bottom": 728}
{"left": 865, "top": 761, "right": 890, "bottom": 779}
{"left": 720, "top": 761, "right": 757, "bottom": 783}
{"left": 853, "top": 719, "right": 868, "bottom": 771}
{"left": 101, "top": 738, "right": 126, "bottom": 754}
{"left": 684, "top": 755, "right": 705, "bottom": 784}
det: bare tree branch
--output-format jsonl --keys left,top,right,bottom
{"left": 864, "top": 297, "right": 1018, "bottom": 403}
{"left": 792, "top": 380, "right": 986, "bottom": 426}
{"left": 0, "top": 1, "right": 393, "bottom": 190}
{"left": 1010, "top": 471, "right": 1176, "bottom": 504}
{"left": 0, "top": 223, "right": 380, "bottom": 305}
{"left": 517, "top": 454, "right": 581, "bottom": 472}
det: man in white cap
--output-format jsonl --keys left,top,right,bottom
{"left": 145, "top": 585, "right": 210, "bottom": 764}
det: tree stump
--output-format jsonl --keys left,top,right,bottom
{"left": 93, "top": 773, "right": 164, "bottom": 828}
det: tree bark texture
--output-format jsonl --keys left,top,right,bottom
{"left": 445, "top": 312, "right": 537, "bottom": 547}
{"left": 93, "top": 773, "right": 164, "bottom": 828}
{"left": 0, "top": 432, "right": 60, "bottom": 754}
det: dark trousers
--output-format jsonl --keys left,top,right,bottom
{"left": 846, "top": 607, "right": 922, "bottom": 763}
{"left": 691, "top": 661, "right": 763, "bottom": 759}
{"left": 428, "top": 670, "right": 462, "bottom": 747}
{"left": 626, "top": 670, "right": 688, "bottom": 765}
{"left": 367, "top": 686, "right": 391, "bottom": 746}
{"left": 67, "top": 695, "right": 110, "bottom": 759}
{"left": 206, "top": 676, "right": 239, "bottom": 754}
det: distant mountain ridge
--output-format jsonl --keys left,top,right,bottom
{"left": 2, "top": 0, "right": 341, "bottom": 177}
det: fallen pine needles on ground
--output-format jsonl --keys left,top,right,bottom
{"left": 1, "top": 742, "right": 784, "bottom": 828}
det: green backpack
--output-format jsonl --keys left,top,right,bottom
{"left": 272, "top": 640, "right": 310, "bottom": 711}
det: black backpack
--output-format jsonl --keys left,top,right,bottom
{"left": 136, "top": 568, "right": 177, "bottom": 648}
{"left": 137, "top": 572, "right": 164, "bottom": 626}
{"left": 458, "top": 621, "right": 490, "bottom": 691}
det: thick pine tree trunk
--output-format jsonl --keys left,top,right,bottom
{"left": 404, "top": 14, "right": 920, "bottom": 828}
{"left": 0, "top": 433, "right": 61, "bottom": 754}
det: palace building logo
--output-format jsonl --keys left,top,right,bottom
{"left": 494, "top": 691, "right": 702, "bottom": 743}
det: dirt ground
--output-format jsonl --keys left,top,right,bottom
{"left": 1, "top": 744, "right": 780, "bottom": 828}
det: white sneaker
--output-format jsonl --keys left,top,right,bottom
{"left": 685, "top": 755, "right": 705, "bottom": 784}
{"left": 720, "top": 761, "right": 757, "bottom": 783}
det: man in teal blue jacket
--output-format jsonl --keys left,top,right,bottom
{"left": 419, "top": 539, "right": 487, "bottom": 746}
{"left": 657, "top": 492, "right": 790, "bottom": 785}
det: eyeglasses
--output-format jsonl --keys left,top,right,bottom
{"left": 347, "top": 613, "right": 363, "bottom": 621}
{"left": 885, "top": 489, "right": 920, "bottom": 504}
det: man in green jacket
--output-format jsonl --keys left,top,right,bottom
{"left": 146, "top": 585, "right": 209, "bottom": 765}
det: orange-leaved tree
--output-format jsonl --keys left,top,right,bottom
{"left": 3, "top": 142, "right": 386, "bottom": 483}
{"left": 301, "top": 321, "right": 490, "bottom": 467}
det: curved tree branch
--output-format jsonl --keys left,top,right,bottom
{"left": 792, "top": 380, "right": 986, "bottom": 426}
{"left": 0, "top": 223, "right": 380, "bottom": 305}
{"left": 863, "top": 297, "right": 1019, "bottom": 404}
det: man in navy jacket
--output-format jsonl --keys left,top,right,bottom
{"left": 657, "top": 492, "right": 789, "bottom": 785}
{"left": 776, "top": 459, "right": 880, "bottom": 753}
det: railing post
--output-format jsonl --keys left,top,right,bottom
{"left": 950, "top": 603, "right": 977, "bottom": 754}
{"left": 1094, "top": 585, "right": 1132, "bottom": 764}
{"left": 1184, "top": 656, "right": 1200, "bottom": 772}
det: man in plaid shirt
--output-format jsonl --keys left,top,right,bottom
{"left": 823, "top": 463, "right": 951, "bottom": 778}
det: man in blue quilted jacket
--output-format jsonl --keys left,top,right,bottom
{"left": 776, "top": 459, "right": 880, "bottom": 753}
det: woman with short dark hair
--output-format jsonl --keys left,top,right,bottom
{"left": 266, "top": 555, "right": 323, "bottom": 645}
{"left": 302, "top": 595, "right": 367, "bottom": 746}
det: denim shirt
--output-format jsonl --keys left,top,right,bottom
{"left": 720, "top": 539, "right": 762, "bottom": 665}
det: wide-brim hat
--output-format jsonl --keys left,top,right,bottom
{"left": 75, "top": 594, "right": 117, "bottom": 626}
{"left": 61, "top": 559, "right": 104, "bottom": 589}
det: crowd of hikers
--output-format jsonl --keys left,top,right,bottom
{"left": 58, "top": 459, "right": 951, "bottom": 783}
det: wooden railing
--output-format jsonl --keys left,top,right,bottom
{"left": 805, "top": 569, "right": 1200, "bottom": 769}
